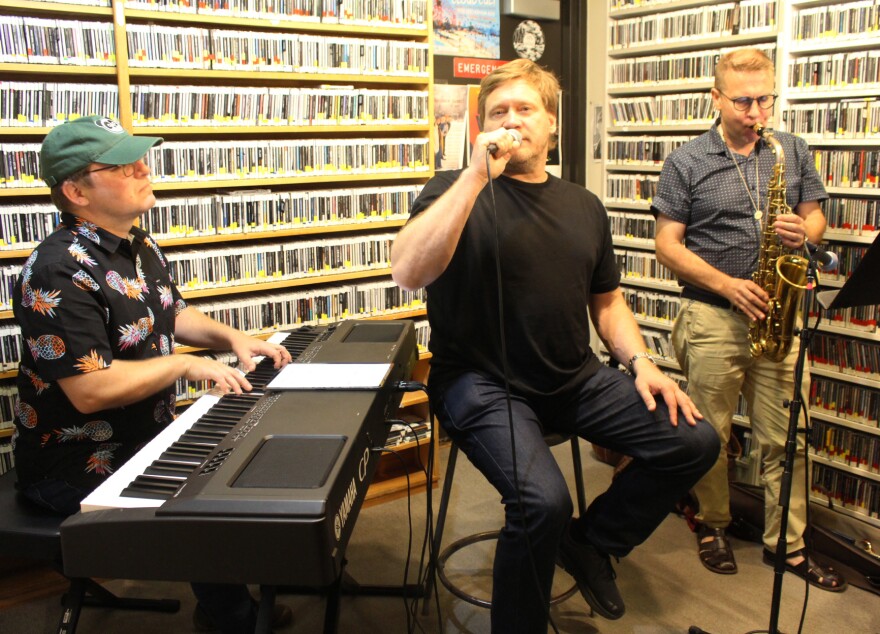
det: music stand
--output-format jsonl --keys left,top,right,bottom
{"left": 816, "top": 232, "right": 880, "bottom": 310}
{"left": 767, "top": 232, "right": 880, "bottom": 634}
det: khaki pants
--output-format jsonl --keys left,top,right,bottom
{"left": 672, "top": 300, "right": 809, "bottom": 553}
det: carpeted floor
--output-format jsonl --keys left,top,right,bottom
{"left": 1, "top": 440, "right": 877, "bottom": 633}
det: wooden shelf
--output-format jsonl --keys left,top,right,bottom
{"left": 619, "top": 276, "right": 681, "bottom": 293}
{"left": 0, "top": 62, "right": 115, "bottom": 77}
{"left": 130, "top": 124, "right": 429, "bottom": 136}
{"left": 177, "top": 266, "right": 393, "bottom": 299}
{"left": 156, "top": 219, "right": 407, "bottom": 248}
{"left": 1, "top": 219, "right": 410, "bottom": 259}
{"left": 607, "top": 80, "right": 713, "bottom": 97}
{"left": 810, "top": 365, "right": 880, "bottom": 390}
{"left": 607, "top": 122, "right": 713, "bottom": 133}
{"left": 124, "top": 8, "right": 429, "bottom": 39}
{"left": 400, "top": 391, "right": 428, "bottom": 408}
{"left": 809, "top": 409, "right": 879, "bottom": 437}
{"left": 607, "top": 30, "right": 777, "bottom": 58}
{"left": 366, "top": 431, "right": 438, "bottom": 506}
{"left": 605, "top": 163, "right": 663, "bottom": 173}
{"left": 151, "top": 171, "right": 429, "bottom": 192}
{"left": 610, "top": 0, "right": 732, "bottom": 19}
{"left": 809, "top": 494, "right": 880, "bottom": 529}
{"left": 127, "top": 67, "right": 429, "bottom": 85}
{"left": 789, "top": 36, "right": 880, "bottom": 56}
{"left": 812, "top": 453, "right": 880, "bottom": 484}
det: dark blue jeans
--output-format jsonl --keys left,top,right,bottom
{"left": 21, "top": 477, "right": 257, "bottom": 634}
{"left": 431, "top": 366, "right": 719, "bottom": 634}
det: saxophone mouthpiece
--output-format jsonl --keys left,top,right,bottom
{"left": 753, "top": 122, "right": 765, "bottom": 136}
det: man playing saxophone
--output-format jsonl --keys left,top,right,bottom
{"left": 652, "top": 48, "right": 846, "bottom": 591}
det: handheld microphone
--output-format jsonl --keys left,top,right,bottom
{"left": 487, "top": 129, "right": 522, "bottom": 156}
{"left": 805, "top": 241, "right": 839, "bottom": 272}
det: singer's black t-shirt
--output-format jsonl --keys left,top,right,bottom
{"left": 409, "top": 171, "right": 620, "bottom": 399}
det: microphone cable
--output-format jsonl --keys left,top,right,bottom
{"left": 386, "top": 381, "right": 442, "bottom": 634}
{"left": 484, "top": 148, "right": 560, "bottom": 634}
{"left": 371, "top": 445, "right": 415, "bottom": 629}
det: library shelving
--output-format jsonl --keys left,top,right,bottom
{"left": 590, "top": 0, "right": 879, "bottom": 535}
{"left": 0, "top": 0, "right": 437, "bottom": 502}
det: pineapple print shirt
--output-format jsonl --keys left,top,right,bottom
{"left": 13, "top": 213, "right": 186, "bottom": 492}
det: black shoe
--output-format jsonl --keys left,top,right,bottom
{"left": 696, "top": 524, "right": 737, "bottom": 574}
{"left": 192, "top": 602, "right": 293, "bottom": 632}
{"left": 557, "top": 523, "right": 625, "bottom": 620}
{"left": 762, "top": 548, "right": 847, "bottom": 592}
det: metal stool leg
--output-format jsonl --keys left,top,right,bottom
{"left": 429, "top": 436, "right": 583, "bottom": 610}
{"left": 421, "top": 441, "right": 460, "bottom": 616}
{"left": 569, "top": 437, "right": 587, "bottom": 515}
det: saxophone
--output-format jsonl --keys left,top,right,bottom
{"left": 747, "top": 124, "right": 809, "bottom": 362}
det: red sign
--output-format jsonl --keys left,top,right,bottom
{"left": 453, "top": 58, "right": 508, "bottom": 80}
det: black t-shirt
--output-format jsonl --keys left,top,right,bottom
{"left": 13, "top": 213, "right": 185, "bottom": 491}
{"left": 410, "top": 171, "right": 619, "bottom": 399}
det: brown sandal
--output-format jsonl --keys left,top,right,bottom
{"left": 697, "top": 525, "right": 737, "bottom": 574}
{"left": 762, "top": 548, "right": 847, "bottom": 592}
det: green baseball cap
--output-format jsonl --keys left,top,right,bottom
{"left": 40, "top": 116, "right": 163, "bottom": 187}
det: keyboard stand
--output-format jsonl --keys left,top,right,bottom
{"left": 277, "top": 560, "right": 427, "bottom": 634}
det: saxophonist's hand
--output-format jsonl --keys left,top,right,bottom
{"left": 773, "top": 213, "right": 807, "bottom": 250}
{"left": 725, "top": 278, "right": 769, "bottom": 321}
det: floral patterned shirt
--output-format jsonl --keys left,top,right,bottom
{"left": 13, "top": 213, "right": 186, "bottom": 492}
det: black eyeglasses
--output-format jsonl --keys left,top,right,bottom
{"left": 718, "top": 91, "right": 777, "bottom": 111}
{"left": 83, "top": 161, "right": 142, "bottom": 178}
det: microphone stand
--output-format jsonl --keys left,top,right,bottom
{"left": 766, "top": 252, "right": 819, "bottom": 634}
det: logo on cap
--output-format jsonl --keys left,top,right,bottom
{"left": 95, "top": 118, "right": 124, "bottom": 134}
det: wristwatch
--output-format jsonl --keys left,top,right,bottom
{"left": 628, "top": 351, "right": 656, "bottom": 375}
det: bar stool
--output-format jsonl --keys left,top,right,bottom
{"left": 426, "top": 433, "right": 589, "bottom": 609}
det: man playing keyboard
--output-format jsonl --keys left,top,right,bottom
{"left": 12, "top": 115, "right": 293, "bottom": 633}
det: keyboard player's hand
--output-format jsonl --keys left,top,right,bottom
{"left": 229, "top": 333, "right": 293, "bottom": 373}
{"left": 184, "top": 355, "right": 254, "bottom": 395}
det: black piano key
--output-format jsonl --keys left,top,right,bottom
{"left": 159, "top": 442, "right": 212, "bottom": 462}
{"left": 190, "top": 421, "right": 237, "bottom": 433}
{"left": 204, "top": 408, "right": 251, "bottom": 419}
{"left": 144, "top": 461, "right": 196, "bottom": 477}
{"left": 119, "top": 487, "right": 172, "bottom": 501}
{"left": 212, "top": 402, "right": 257, "bottom": 414}
{"left": 121, "top": 475, "right": 183, "bottom": 497}
{"left": 180, "top": 428, "right": 228, "bottom": 440}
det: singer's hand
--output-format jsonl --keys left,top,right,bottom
{"left": 470, "top": 127, "right": 520, "bottom": 180}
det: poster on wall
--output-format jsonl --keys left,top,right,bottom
{"left": 433, "top": 84, "right": 470, "bottom": 171}
{"left": 433, "top": 0, "right": 500, "bottom": 59}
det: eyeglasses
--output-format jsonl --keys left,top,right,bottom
{"left": 719, "top": 91, "right": 777, "bottom": 111}
{"left": 83, "top": 161, "right": 143, "bottom": 178}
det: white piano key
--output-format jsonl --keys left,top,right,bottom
{"left": 80, "top": 393, "right": 221, "bottom": 512}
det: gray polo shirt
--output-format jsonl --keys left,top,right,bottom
{"left": 651, "top": 121, "right": 827, "bottom": 288}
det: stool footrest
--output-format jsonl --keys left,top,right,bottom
{"left": 436, "top": 530, "right": 578, "bottom": 609}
